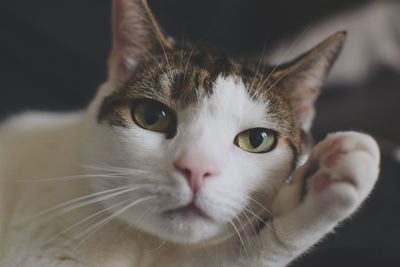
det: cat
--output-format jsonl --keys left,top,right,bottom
{"left": 0, "top": 0, "right": 380, "bottom": 266}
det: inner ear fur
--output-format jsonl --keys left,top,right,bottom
{"left": 109, "top": 0, "right": 173, "bottom": 82}
{"left": 271, "top": 32, "right": 346, "bottom": 131}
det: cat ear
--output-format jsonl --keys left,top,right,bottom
{"left": 271, "top": 32, "right": 346, "bottom": 132}
{"left": 109, "top": 0, "right": 173, "bottom": 82}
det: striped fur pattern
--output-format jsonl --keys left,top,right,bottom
{"left": 98, "top": 46, "right": 301, "bottom": 149}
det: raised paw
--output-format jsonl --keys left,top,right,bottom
{"left": 251, "top": 132, "right": 381, "bottom": 264}
{"left": 303, "top": 131, "right": 380, "bottom": 217}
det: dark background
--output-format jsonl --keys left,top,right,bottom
{"left": 0, "top": 0, "right": 399, "bottom": 266}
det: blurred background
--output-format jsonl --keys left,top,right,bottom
{"left": 0, "top": 0, "right": 399, "bottom": 266}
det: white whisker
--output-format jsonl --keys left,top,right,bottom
{"left": 112, "top": 205, "right": 157, "bottom": 247}
{"left": 248, "top": 197, "right": 274, "bottom": 218}
{"left": 242, "top": 206, "right": 276, "bottom": 234}
{"left": 37, "top": 198, "right": 131, "bottom": 250}
{"left": 182, "top": 30, "right": 212, "bottom": 83}
{"left": 250, "top": 43, "right": 267, "bottom": 89}
{"left": 74, "top": 196, "right": 156, "bottom": 248}
{"left": 265, "top": 47, "right": 323, "bottom": 92}
{"left": 50, "top": 186, "right": 148, "bottom": 218}
{"left": 234, "top": 215, "right": 251, "bottom": 246}
{"left": 241, "top": 208, "right": 263, "bottom": 252}
{"left": 179, "top": 30, "right": 186, "bottom": 69}
{"left": 229, "top": 220, "right": 248, "bottom": 256}
{"left": 26, "top": 185, "right": 150, "bottom": 222}
{"left": 143, "top": 49, "right": 172, "bottom": 84}
{"left": 241, "top": 207, "right": 258, "bottom": 237}
{"left": 256, "top": 27, "right": 310, "bottom": 91}
{"left": 145, "top": 239, "right": 167, "bottom": 254}
{"left": 11, "top": 174, "right": 134, "bottom": 183}
{"left": 80, "top": 164, "right": 149, "bottom": 174}
{"left": 145, "top": 22, "right": 173, "bottom": 83}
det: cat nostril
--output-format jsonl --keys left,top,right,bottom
{"left": 174, "top": 154, "right": 220, "bottom": 194}
{"left": 174, "top": 163, "right": 217, "bottom": 180}
{"left": 180, "top": 167, "right": 191, "bottom": 179}
{"left": 204, "top": 172, "right": 212, "bottom": 178}
{"left": 174, "top": 163, "right": 192, "bottom": 178}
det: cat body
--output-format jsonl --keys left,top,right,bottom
{"left": 0, "top": 0, "right": 380, "bottom": 266}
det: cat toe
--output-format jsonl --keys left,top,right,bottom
{"left": 321, "top": 131, "right": 380, "bottom": 163}
{"left": 305, "top": 131, "right": 380, "bottom": 213}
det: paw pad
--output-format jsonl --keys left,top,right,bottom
{"left": 313, "top": 175, "right": 331, "bottom": 192}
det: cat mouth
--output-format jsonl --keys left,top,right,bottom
{"left": 164, "top": 202, "right": 213, "bottom": 221}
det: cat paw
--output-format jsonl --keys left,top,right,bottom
{"left": 302, "top": 131, "right": 380, "bottom": 218}
{"left": 241, "top": 132, "right": 380, "bottom": 264}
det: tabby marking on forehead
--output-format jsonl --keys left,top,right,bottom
{"left": 97, "top": 47, "right": 237, "bottom": 126}
{"left": 97, "top": 46, "right": 302, "bottom": 153}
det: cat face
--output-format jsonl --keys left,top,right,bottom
{"left": 81, "top": 0, "right": 344, "bottom": 244}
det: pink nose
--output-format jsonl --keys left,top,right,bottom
{"left": 174, "top": 153, "right": 220, "bottom": 194}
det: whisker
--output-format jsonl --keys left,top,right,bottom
{"left": 229, "top": 220, "right": 248, "bottom": 256}
{"left": 49, "top": 186, "right": 149, "bottom": 219}
{"left": 250, "top": 42, "right": 267, "bottom": 89}
{"left": 139, "top": 12, "right": 174, "bottom": 84}
{"left": 242, "top": 206, "right": 276, "bottom": 234}
{"left": 234, "top": 215, "right": 251, "bottom": 246}
{"left": 256, "top": 27, "right": 310, "bottom": 91}
{"left": 182, "top": 45, "right": 197, "bottom": 83}
{"left": 241, "top": 208, "right": 264, "bottom": 252}
{"left": 241, "top": 207, "right": 258, "bottom": 237}
{"left": 80, "top": 164, "right": 149, "bottom": 174}
{"left": 265, "top": 46, "right": 323, "bottom": 92}
{"left": 247, "top": 197, "right": 274, "bottom": 218}
{"left": 26, "top": 185, "right": 150, "bottom": 222}
{"left": 7, "top": 164, "right": 150, "bottom": 183}
{"left": 159, "top": 43, "right": 174, "bottom": 84}
{"left": 150, "top": 32, "right": 173, "bottom": 83}
{"left": 112, "top": 205, "right": 157, "bottom": 247}
{"left": 179, "top": 29, "right": 186, "bottom": 69}
{"left": 11, "top": 174, "right": 135, "bottom": 183}
{"left": 182, "top": 29, "right": 213, "bottom": 83}
{"left": 145, "top": 239, "right": 167, "bottom": 254}
{"left": 74, "top": 196, "right": 156, "bottom": 248}
{"left": 143, "top": 49, "right": 172, "bottom": 83}
{"left": 37, "top": 198, "right": 132, "bottom": 250}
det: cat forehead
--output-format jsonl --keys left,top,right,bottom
{"left": 124, "top": 47, "right": 249, "bottom": 107}
{"left": 98, "top": 47, "right": 297, "bottom": 136}
{"left": 179, "top": 75, "right": 272, "bottom": 128}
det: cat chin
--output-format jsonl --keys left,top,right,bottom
{"left": 130, "top": 212, "right": 224, "bottom": 244}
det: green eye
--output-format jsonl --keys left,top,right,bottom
{"left": 234, "top": 128, "right": 278, "bottom": 153}
{"left": 132, "top": 100, "right": 174, "bottom": 133}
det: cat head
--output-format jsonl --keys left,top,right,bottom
{"left": 82, "top": 0, "right": 345, "bottom": 244}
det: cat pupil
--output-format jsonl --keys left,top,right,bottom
{"left": 249, "top": 129, "right": 267, "bottom": 148}
{"left": 144, "top": 105, "right": 165, "bottom": 125}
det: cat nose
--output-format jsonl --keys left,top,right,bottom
{"left": 174, "top": 153, "right": 220, "bottom": 194}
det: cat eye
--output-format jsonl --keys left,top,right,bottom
{"left": 234, "top": 128, "right": 278, "bottom": 153}
{"left": 131, "top": 99, "right": 175, "bottom": 134}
